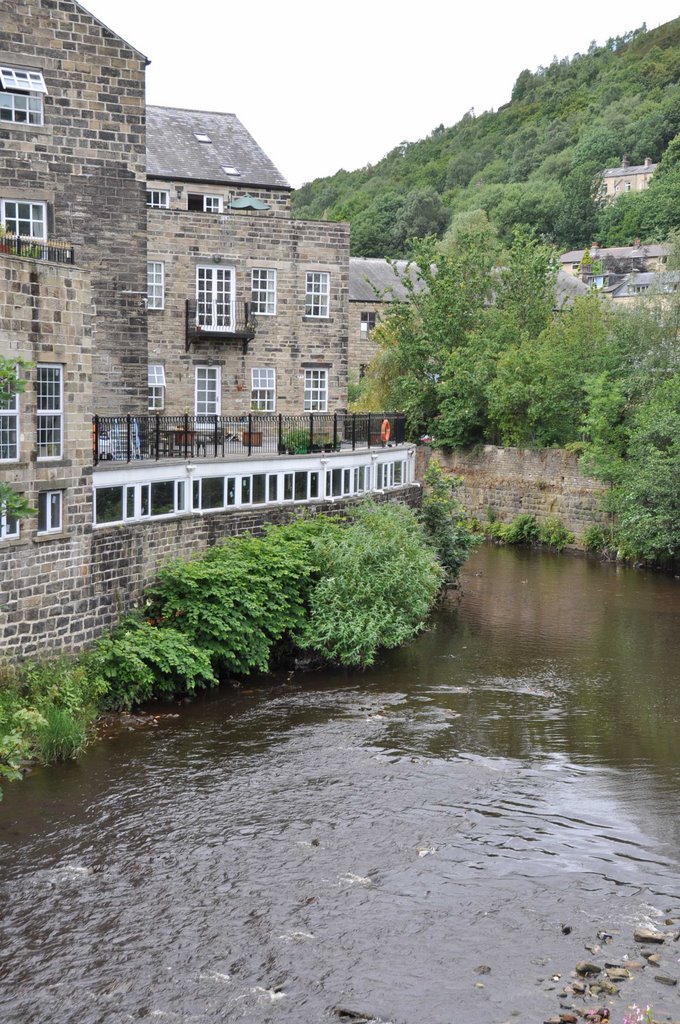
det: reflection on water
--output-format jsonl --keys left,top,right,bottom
{"left": 0, "top": 546, "right": 679, "bottom": 1024}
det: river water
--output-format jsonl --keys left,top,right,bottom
{"left": 1, "top": 546, "right": 680, "bottom": 1024}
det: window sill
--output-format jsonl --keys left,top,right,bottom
{"left": 302, "top": 316, "right": 332, "bottom": 323}
{"left": 34, "top": 530, "right": 70, "bottom": 544}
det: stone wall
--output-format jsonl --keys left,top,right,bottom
{"left": 1, "top": 484, "right": 421, "bottom": 659}
{"left": 418, "top": 445, "right": 608, "bottom": 537}
{"left": 0, "top": 0, "right": 149, "bottom": 413}
{"left": 147, "top": 190, "right": 350, "bottom": 415}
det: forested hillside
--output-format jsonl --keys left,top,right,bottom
{"left": 292, "top": 18, "right": 680, "bottom": 255}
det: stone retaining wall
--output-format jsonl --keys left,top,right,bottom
{"left": 1, "top": 485, "right": 421, "bottom": 659}
{"left": 417, "top": 445, "right": 608, "bottom": 537}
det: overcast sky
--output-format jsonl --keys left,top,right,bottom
{"left": 83, "top": 1, "right": 680, "bottom": 188}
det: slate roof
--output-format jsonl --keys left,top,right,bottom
{"left": 603, "top": 162, "right": 657, "bottom": 177}
{"left": 555, "top": 269, "right": 591, "bottom": 306}
{"left": 559, "top": 243, "right": 670, "bottom": 264}
{"left": 146, "top": 106, "right": 290, "bottom": 190}
{"left": 349, "top": 258, "right": 426, "bottom": 302}
{"left": 607, "top": 271, "right": 680, "bottom": 297}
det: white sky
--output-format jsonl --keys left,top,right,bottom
{"left": 83, "top": 0, "right": 680, "bottom": 188}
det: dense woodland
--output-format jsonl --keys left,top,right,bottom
{"left": 292, "top": 17, "right": 680, "bottom": 255}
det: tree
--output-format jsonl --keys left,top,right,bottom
{"left": 0, "top": 358, "right": 34, "bottom": 524}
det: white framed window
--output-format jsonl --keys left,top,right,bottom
{"left": 251, "top": 367, "right": 276, "bottom": 412}
{"left": 304, "top": 367, "right": 328, "bottom": 412}
{"left": 624, "top": 181, "right": 631, "bottom": 192}
{"left": 146, "top": 189, "right": 169, "bottom": 209}
{"left": 148, "top": 364, "right": 166, "bottom": 411}
{"left": 1, "top": 199, "right": 46, "bottom": 239}
{"left": 305, "top": 272, "right": 330, "bottom": 318}
{"left": 0, "top": 66, "right": 46, "bottom": 127}
{"left": 0, "top": 505, "right": 20, "bottom": 541}
{"left": 37, "top": 490, "right": 62, "bottom": 534}
{"left": 251, "top": 268, "right": 277, "bottom": 315}
{"left": 188, "top": 193, "right": 223, "bottom": 213}
{"left": 36, "top": 364, "right": 62, "bottom": 459}
{"left": 360, "top": 311, "right": 376, "bottom": 335}
{"left": 195, "top": 366, "right": 221, "bottom": 416}
{"left": 0, "top": 67, "right": 47, "bottom": 93}
{"left": 147, "top": 261, "right": 164, "bottom": 310}
{"left": 0, "top": 90, "right": 43, "bottom": 126}
{"left": 196, "top": 266, "right": 234, "bottom": 331}
{"left": 0, "top": 379, "right": 19, "bottom": 461}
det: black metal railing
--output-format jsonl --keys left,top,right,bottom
{"left": 0, "top": 234, "right": 75, "bottom": 264}
{"left": 93, "top": 412, "right": 406, "bottom": 464}
{"left": 185, "top": 300, "right": 256, "bottom": 351}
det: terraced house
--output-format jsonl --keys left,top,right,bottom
{"left": 0, "top": 1, "right": 413, "bottom": 658}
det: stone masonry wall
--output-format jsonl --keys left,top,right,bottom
{"left": 0, "top": 0, "right": 149, "bottom": 414}
{"left": 1, "top": 254, "right": 97, "bottom": 656}
{"left": 0, "top": 484, "right": 421, "bottom": 659}
{"left": 418, "top": 445, "right": 608, "bottom": 537}
{"left": 147, "top": 195, "right": 350, "bottom": 415}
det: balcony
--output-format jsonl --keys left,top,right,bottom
{"left": 185, "top": 300, "right": 257, "bottom": 353}
{"left": 0, "top": 233, "right": 75, "bottom": 265}
{"left": 93, "top": 412, "right": 406, "bottom": 464}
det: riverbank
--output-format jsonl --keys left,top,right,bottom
{"left": 1, "top": 495, "right": 470, "bottom": 794}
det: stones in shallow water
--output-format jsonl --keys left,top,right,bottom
{"left": 634, "top": 927, "right": 667, "bottom": 943}
{"left": 655, "top": 973, "right": 678, "bottom": 986}
{"left": 575, "top": 961, "right": 601, "bottom": 976}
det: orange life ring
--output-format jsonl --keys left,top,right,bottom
{"left": 380, "top": 418, "right": 391, "bottom": 444}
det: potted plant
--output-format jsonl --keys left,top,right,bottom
{"left": 281, "top": 427, "right": 311, "bottom": 454}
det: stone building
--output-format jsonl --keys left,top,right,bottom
{"left": 0, "top": 2, "right": 412, "bottom": 659}
{"left": 602, "top": 157, "right": 657, "bottom": 198}
{"left": 348, "top": 257, "right": 422, "bottom": 378}
{"left": 146, "top": 106, "right": 349, "bottom": 417}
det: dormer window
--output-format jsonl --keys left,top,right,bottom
{"left": 0, "top": 64, "right": 47, "bottom": 126}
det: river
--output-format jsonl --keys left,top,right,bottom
{"left": 1, "top": 546, "right": 679, "bottom": 1024}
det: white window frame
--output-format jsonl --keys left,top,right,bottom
{"left": 148, "top": 364, "right": 166, "bottom": 411}
{"left": 37, "top": 489, "right": 63, "bottom": 535}
{"left": 146, "top": 189, "right": 169, "bottom": 209}
{"left": 0, "top": 67, "right": 47, "bottom": 93}
{"left": 251, "top": 367, "right": 276, "bottom": 412}
{"left": 196, "top": 265, "right": 234, "bottom": 332}
{"left": 0, "top": 376, "right": 19, "bottom": 461}
{"left": 147, "top": 261, "right": 165, "bottom": 310}
{"left": 195, "top": 366, "right": 221, "bottom": 416}
{"left": 36, "top": 363, "right": 63, "bottom": 459}
{"left": 251, "top": 268, "right": 277, "bottom": 315}
{"left": 305, "top": 272, "right": 330, "bottom": 318}
{"left": 0, "top": 89, "right": 43, "bottom": 126}
{"left": 204, "top": 194, "right": 223, "bottom": 213}
{"left": 0, "top": 505, "right": 20, "bottom": 541}
{"left": 1, "top": 199, "right": 47, "bottom": 239}
{"left": 304, "top": 367, "right": 328, "bottom": 412}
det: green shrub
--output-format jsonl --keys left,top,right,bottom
{"left": 537, "top": 515, "right": 575, "bottom": 551}
{"left": 500, "top": 513, "right": 540, "bottom": 544}
{"left": 296, "top": 500, "right": 443, "bottom": 667}
{"left": 90, "top": 620, "right": 217, "bottom": 711}
{"left": 582, "top": 524, "right": 609, "bottom": 552}
{"left": 421, "top": 462, "right": 478, "bottom": 581}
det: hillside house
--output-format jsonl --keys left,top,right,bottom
{"left": 602, "top": 157, "right": 657, "bottom": 198}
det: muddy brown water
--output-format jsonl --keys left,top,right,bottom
{"left": 1, "top": 546, "right": 680, "bottom": 1024}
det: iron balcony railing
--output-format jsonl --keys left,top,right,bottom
{"left": 93, "top": 412, "right": 406, "bottom": 465}
{"left": 185, "top": 299, "right": 256, "bottom": 352}
{"left": 0, "top": 234, "right": 75, "bottom": 264}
